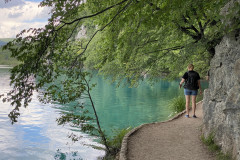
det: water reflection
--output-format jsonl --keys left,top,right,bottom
{"left": 90, "top": 77, "right": 179, "bottom": 134}
{"left": 0, "top": 68, "right": 105, "bottom": 160}
{"left": 87, "top": 74, "right": 208, "bottom": 135}
{"left": 0, "top": 68, "right": 208, "bottom": 159}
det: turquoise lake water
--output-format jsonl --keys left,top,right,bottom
{"left": 0, "top": 68, "right": 208, "bottom": 159}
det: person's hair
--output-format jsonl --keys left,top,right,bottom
{"left": 188, "top": 64, "right": 194, "bottom": 70}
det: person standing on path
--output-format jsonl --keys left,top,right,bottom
{"left": 179, "top": 64, "right": 202, "bottom": 118}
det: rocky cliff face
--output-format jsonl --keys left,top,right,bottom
{"left": 202, "top": 30, "right": 240, "bottom": 159}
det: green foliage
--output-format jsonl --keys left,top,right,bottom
{"left": 98, "top": 127, "right": 132, "bottom": 159}
{"left": 196, "top": 92, "right": 204, "bottom": 102}
{"left": 168, "top": 91, "right": 206, "bottom": 117}
{"left": 0, "top": 47, "right": 19, "bottom": 66}
{"left": 54, "top": 149, "right": 67, "bottom": 160}
{"left": 201, "top": 133, "right": 220, "bottom": 151}
{"left": 106, "top": 127, "right": 131, "bottom": 155}
{"left": 83, "top": 0, "right": 236, "bottom": 83}
{"left": 2, "top": 0, "right": 238, "bottom": 118}
{"left": 168, "top": 95, "right": 185, "bottom": 116}
{"left": 201, "top": 133, "right": 233, "bottom": 160}
{"left": 217, "top": 152, "right": 233, "bottom": 160}
{"left": 56, "top": 110, "right": 95, "bottom": 133}
{"left": 1, "top": 0, "right": 239, "bottom": 157}
{"left": 54, "top": 149, "right": 82, "bottom": 160}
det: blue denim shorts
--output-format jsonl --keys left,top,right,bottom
{"left": 184, "top": 89, "right": 198, "bottom": 95}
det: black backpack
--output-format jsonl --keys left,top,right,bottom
{"left": 184, "top": 71, "right": 199, "bottom": 90}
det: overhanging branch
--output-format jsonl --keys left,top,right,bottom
{"left": 146, "top": 45, "right": 184, "bottom": 54}
{"left": 56, "top": 0, "right": 130, "bottom": 32}
{"left": 174, "top": 21, "right": 200, "bottom": 40}
{"left": 203, "top": 19, "right": 211, "bottom": 30}
{"left": 71, "top": 0, "right": 133, "bottom": 67}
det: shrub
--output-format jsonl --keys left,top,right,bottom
{"left": 102, "top": 127, "right": 132, "bottom": 159}
{"left": 168, "top": 96, "right": 185, "bottom": 116}
{"left": 201, "top": 133, "right": 233, "bottom": 160}
{"left": 107, "top": 127, "right": 132, "bottom": 154}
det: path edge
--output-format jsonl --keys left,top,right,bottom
{"left": 119, "top": 100, "right": 203, "bottom": 160}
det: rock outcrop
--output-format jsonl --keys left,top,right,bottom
{"left": 202, "top": 29, "right": 240, "bottom": 159}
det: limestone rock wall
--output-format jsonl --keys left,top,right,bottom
{"left": 202, "top": 30, "right": 240, "bottom": 159}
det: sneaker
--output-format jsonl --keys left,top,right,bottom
{"left": 193, "top": 115, "right": 197, "bottom": 118}
{"left": 185, "top": 115, "right": 189, "bottom": 118}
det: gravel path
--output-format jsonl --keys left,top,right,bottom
{"left": 125, "top": 101, "right": 216, "bottom": 160}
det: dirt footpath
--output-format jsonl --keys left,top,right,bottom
{"left": 123, "top": 101, "right": 216, "bottom": 160}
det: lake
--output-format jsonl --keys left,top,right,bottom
{"left": 0, "top": 67, "right": 208, "bottom": 159}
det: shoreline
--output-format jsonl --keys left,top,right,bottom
{"left": 119, "top": 101, "right": 203, "bottom": 160}
{"left": 0, "top": 65, "right": 13, "bottom": 68}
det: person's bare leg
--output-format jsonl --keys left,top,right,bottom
{"left": 192, "top": 95, "right": 197, "bottom": 116}
{"left": 185, "top": 95, "right": 190, "bottom": 116}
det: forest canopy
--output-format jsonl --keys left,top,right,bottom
{"left": 2, "top": 0, "right": 240, "bottom": 122}
{"left": 1, "top": 0, "right": 239, "bottom": 155}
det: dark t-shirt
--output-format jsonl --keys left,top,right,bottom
{"left": 182, "top": 71, "right": 200, "bottom": 90}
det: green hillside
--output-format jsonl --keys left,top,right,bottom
{"left": 0, "top": 38, "right": 14, "bottom": 43}
{"left": 0, "top": 38, "right": 14, "bottom": 46}
{"left": 0, "top": 38, "right": 19, "bottom": 66}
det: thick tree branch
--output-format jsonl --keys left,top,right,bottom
{"left": 146, "top": 45, "right": 184, "bottom": 54}
{"left": 182, "top": 15, "right": 189, "bottom": 23}
{"left": 198, "top": 21, "right": 204, "bottom": 37}
{"left": 190, "top": 25, "right": 200, "bottom": 34}
{"left": 83, "top": 77, "right": 110, "bottom": 153}
{"left": 56, "top": 0, "right": 129, "bottom": 32}
{"left": 203, "top": 19, "right": 211, "bottom": 30}
{"left": 31, "top": 0, "right": 130, "bottom": 71}
{"left": 182, "top": 14, "right": 199, "bottom": 34}
{"left": 175, "top": 22, "right": 200, "bottom": 40}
